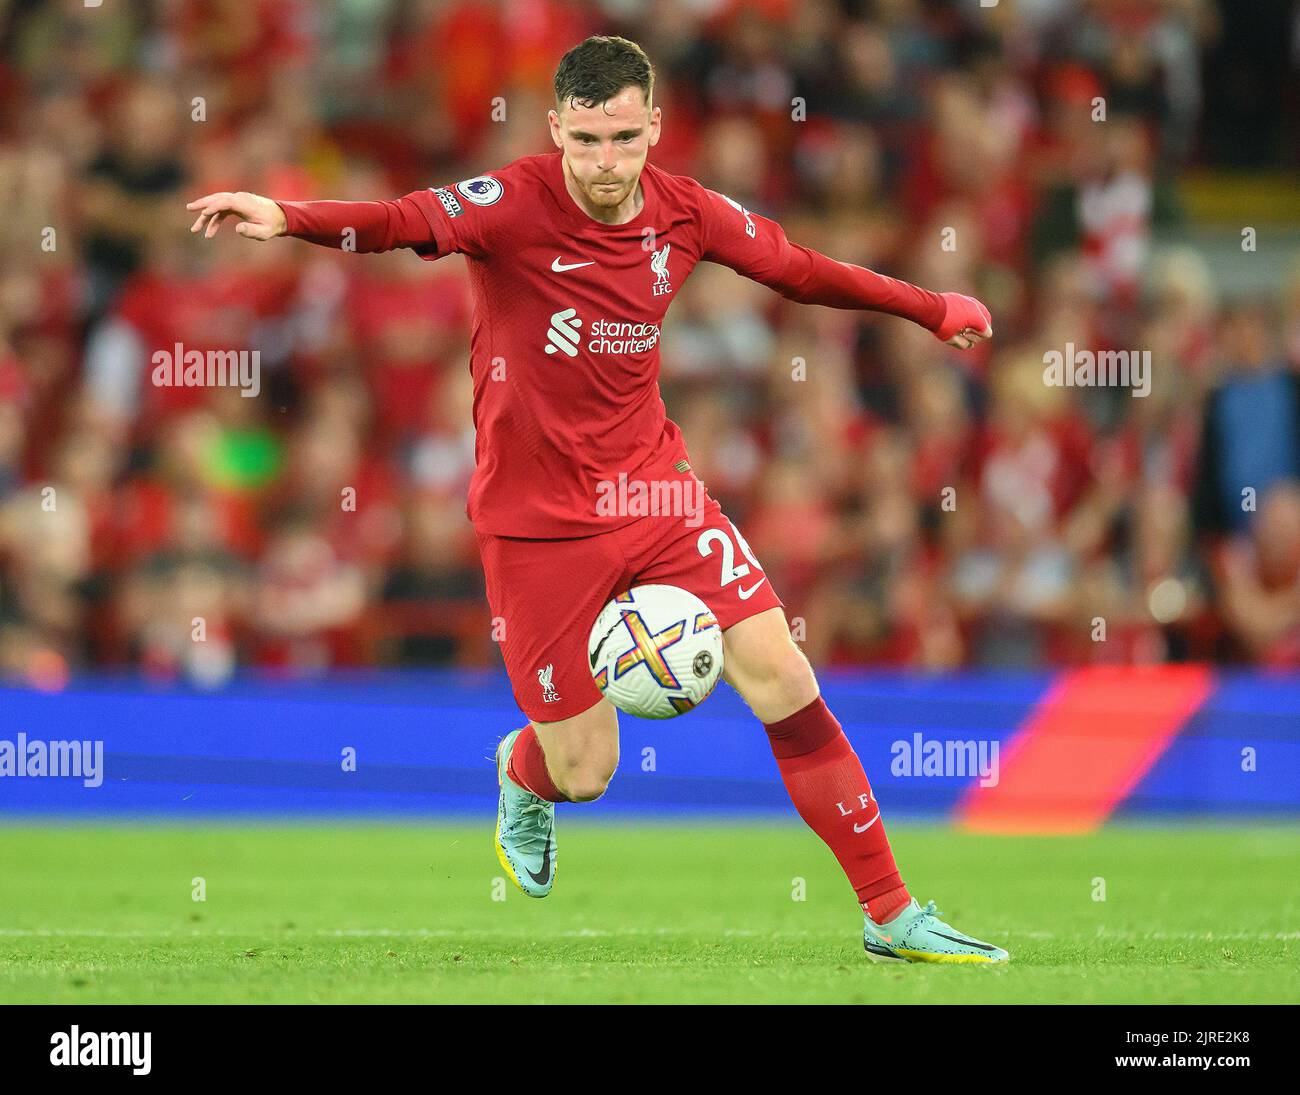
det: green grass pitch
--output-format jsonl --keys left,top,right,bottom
{"left": 0, "top": 822, "right": 1295, "bottom": 1003}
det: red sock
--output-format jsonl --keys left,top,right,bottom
{"left": 764, "top": 696, "right": 911, "bottom": 924}
{"left": 505, "top": 725, "right": 570, "bottom": 803}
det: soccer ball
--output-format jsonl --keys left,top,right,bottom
{"left": 588, "top": 584, "right": 723, "bottom": 719}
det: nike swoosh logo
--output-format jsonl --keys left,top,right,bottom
{"left": 932, "top": 931, "right": 998, "bottom": 952}
{"left": 551, "top": 258, "right": 595, "bottom": 272}
{"left": 737, "top": 577, "right": 767, "bottom": 600}
{"left": 589, "top": 619, "right": 620, "bottom": 669}
{"left": 525, "top": 829, "right": 553, "bottom": 886}
{"left": 853, "top": 814, "right": 880, "bottom": 833}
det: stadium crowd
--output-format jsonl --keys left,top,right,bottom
{"left": 1, "top": 0, "right": 1298, "bottom": 686}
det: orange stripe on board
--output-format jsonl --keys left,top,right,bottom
{"left": 955, "top": 665, "right": 1214, "bottom": 835}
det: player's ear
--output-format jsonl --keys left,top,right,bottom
{"left": 547, "top": 108, "right": 563, "bottom": 150}
{"left": 648, "top": 104, "right": 661, "bottom": 147}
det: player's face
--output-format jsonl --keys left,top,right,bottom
{"left": 549, "top": 86, "right": 661, "bottom": 210}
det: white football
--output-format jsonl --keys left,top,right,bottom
{"left": 588, "top": 584, "right": 723, "bottom": 719}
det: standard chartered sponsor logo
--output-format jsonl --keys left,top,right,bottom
{"left": 543, "top": 306, "right": 659, "bottom": 358}
{"left": 544, "top": 308, "right": 582, "bottom": 356}
{"left": 587, "top": 318, "right": 660, "bottom": 354}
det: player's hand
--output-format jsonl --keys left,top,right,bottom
{"left": 934, "top": 292, "right": 993, "bottom": 350}
{"left": 186, "top": 191, "right": 287, "bottom": 241}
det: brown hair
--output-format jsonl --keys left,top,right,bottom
{"left": 554, "top": 36, "right": 654, "bottom": 112}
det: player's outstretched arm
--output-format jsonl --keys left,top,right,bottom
{"left": 186, "top": 190, "right": 443, "bottom": 255}
{"left": 751, "top": 240, "right": 992, "bottom": 350}
{"left": 698, "top": 188, "right": 993, "bottom": 350}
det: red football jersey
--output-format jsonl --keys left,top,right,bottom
{"left": 278, "top": 151, "right": 946, "bottom": 537}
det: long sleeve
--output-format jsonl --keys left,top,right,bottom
{"left": 274, "top": 190, "right": 451, "bottom": 256}
{"left": 763, "top": 242, "right": 946, "bottom": 329}
{"left": 695, "top": 183, "right": 945, "bottom": 331}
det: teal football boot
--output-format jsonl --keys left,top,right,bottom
{"left": 494, "top": 730, "right": 557, "bottom": 898}
{"left": 863, "top": 898, "right": 1009, "bottom": 964}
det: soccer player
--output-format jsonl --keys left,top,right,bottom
{"left": 188, "top": 36, "right": 1007, "bottom": 963}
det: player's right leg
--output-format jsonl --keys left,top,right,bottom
{"left": 495, "top": 698, "right": 618, "bottom": 897}
{"left": 476, "top": 528, "right": 629, "bottom": 898}
{"left": 530, "top": 698, "right": 620, "bottom": 803}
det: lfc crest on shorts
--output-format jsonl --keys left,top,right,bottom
{"left": 538, "top": 663, "right": 561, "bottom": 703}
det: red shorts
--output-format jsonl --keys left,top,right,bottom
{"left": 475, "top": 490, "right": 784, "bottom": 722}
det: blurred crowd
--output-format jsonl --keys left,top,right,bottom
{"left": 2, "top": 0, "right": 1299, "bottom": 687}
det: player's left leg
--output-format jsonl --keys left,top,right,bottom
{"left": 720, "top": 607, "right": 912, "bottom": 919}
{"left": 624, "top": 491, "right": 1008, "bottom": 961}
{"left": 722, "top": 606, "right": 1009, "bottom": 964}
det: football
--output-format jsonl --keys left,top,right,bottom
{"left": 588, "top": 584, "right": 724, "bottom": 719}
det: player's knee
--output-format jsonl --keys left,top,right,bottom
{"left": 772, "top": 643, "right": 817, "bottom": 707}
{"left": 549, "top": 734, "right": 618, "bottom": 802}
{"left": 564, "top": 761, "right": 616, "bottom": 803}
{"left": 739, "top": 637, "right": 815, "bottom": 703}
